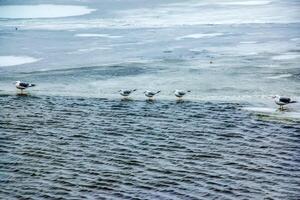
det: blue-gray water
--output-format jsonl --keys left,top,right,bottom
{"left": 1, "top": 95, "right": 300, "bottom": 199}
{"left": 0, "top": 0, "right": 300, "bottom": 199}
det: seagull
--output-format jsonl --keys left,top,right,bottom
{"left": 15, "top": 81, "right": 36, "bottom": 94}
{"left": 174, "top": 90, "right": 191, "bottom": 98}
{"left": 144, "top": 90, "right": 160, "bottom": 99}
{"left": 119, "top": 89, "right": 137, "bottom": 97}
{"left": 272, "top": 95, "right": 297, "bottom": 110}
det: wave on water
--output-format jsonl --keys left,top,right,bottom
{"left": 67, "top": 47, "right": 111, "bottom": 55}
{"left": 219, "top": 1, "right": 272, "bottom": 6}
{"left": 266, "top": 74, "right": 292, "bottom": 79}
{"left": 242, "top": 107, "right": 300, "bottom": 121}
{"left": 0, "top": 56, "right": 40, "bottom": 67}
{"left": 290, "top": 38, "right": 300, "bottom": 41}
{"left": 176, "top": 33, "right": 223, "bottom": 40}
{"left": 239, "top": 41, "right": 257, "bottom": 44}
{"left": 0, "top": 5, "right": 95, "bottom": 19}
{"left": 75, "top": 33, "right": 123, "bottom": 39}
{"left": 272, "top": 53, "right": 300, "bottom": 61}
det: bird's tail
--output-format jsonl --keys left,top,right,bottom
{"left": 187, "top": 90, "right": 191, "bottom": 93}
{"left": 156, "top": 91, "right": 161, "bottom": 94}
{"left": 132, "top": 89, "right": 137, "bottom": 92}
{"left": 290, "top": 101, "right": 297, "bottom": 103}
{"left": 29, "top": 84, "right": 36, "bottom": 87}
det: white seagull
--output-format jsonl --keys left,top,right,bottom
{"left": 174, "top": 90, "right": 191, "bottom": 98}
{"left": 144, "top": 90, "right": 161, "bottom": 99}
{"left": 272, "top": 95, "right": 297, "bottom": 110}
{"left": 119, "top": 89, "right": 137, "bottom": 97}
{"left": 15, "top": 81, "right": 36, "bottom": 94}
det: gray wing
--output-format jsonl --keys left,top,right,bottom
{"left": 279, "top": 97, "right": 291, "bottom": 103}
{"left": 123, "top": 90, "right": 131, "bottom": 95}
{"left": 19, "top": 82, "right": 29, "bottom": 87}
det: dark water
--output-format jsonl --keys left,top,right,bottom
{"left": 1, "top": 95, "right": 299, "bottom": 199}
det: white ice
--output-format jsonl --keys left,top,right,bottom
{"left": 0, "top": 5, "right": 95, "bottom": 19}
{"left": 0, "top": 56, "right": 40, "bottom": 67}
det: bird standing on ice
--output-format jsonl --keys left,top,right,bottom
{"left": 119, "top": 89, "right": 137, "bottom": 98}
{"left": 174, "top": 90, "right": 191, "bottom": 99}
{"left": 272, "top": 95, "right": 297, "bottom": 110}
{"left": 15, "top": 81, "right": 36, "bottom": 94}
{"left": 144, "top": 90, "right": 160, "bottom": 100}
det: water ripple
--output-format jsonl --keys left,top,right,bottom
{"left": 0, "top": 95, "right": 299, "bottom": 199}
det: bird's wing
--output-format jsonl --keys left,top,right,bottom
{"left": 178, "top": 91, "right": 185, "bottom": 95}
{"left": 124, "top": 90, "right": 131, "bottom": 94}
{"left": 19, "top": 82, "right": 29, "bottom": 87}
{"left": 279, "top": 97, "right": 291, "bottom": 103}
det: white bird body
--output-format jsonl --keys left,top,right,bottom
{"left": 119, "top": 89, "right": 137, "bottom": 97}
{"left": 273, "top": 95, "right": 297, "bottom": 110}
{"left": 174, "top": 90, "right": 191, "bottom": 98}
{"left": 15, "top": 81, "right": 36, "bottom": 91}
{"left": 144, "top": 90, "right": 160, "bottom": 98}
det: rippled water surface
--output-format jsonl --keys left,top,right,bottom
{"left": 1, "top": 95, "right": 300, "bottom": 199}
